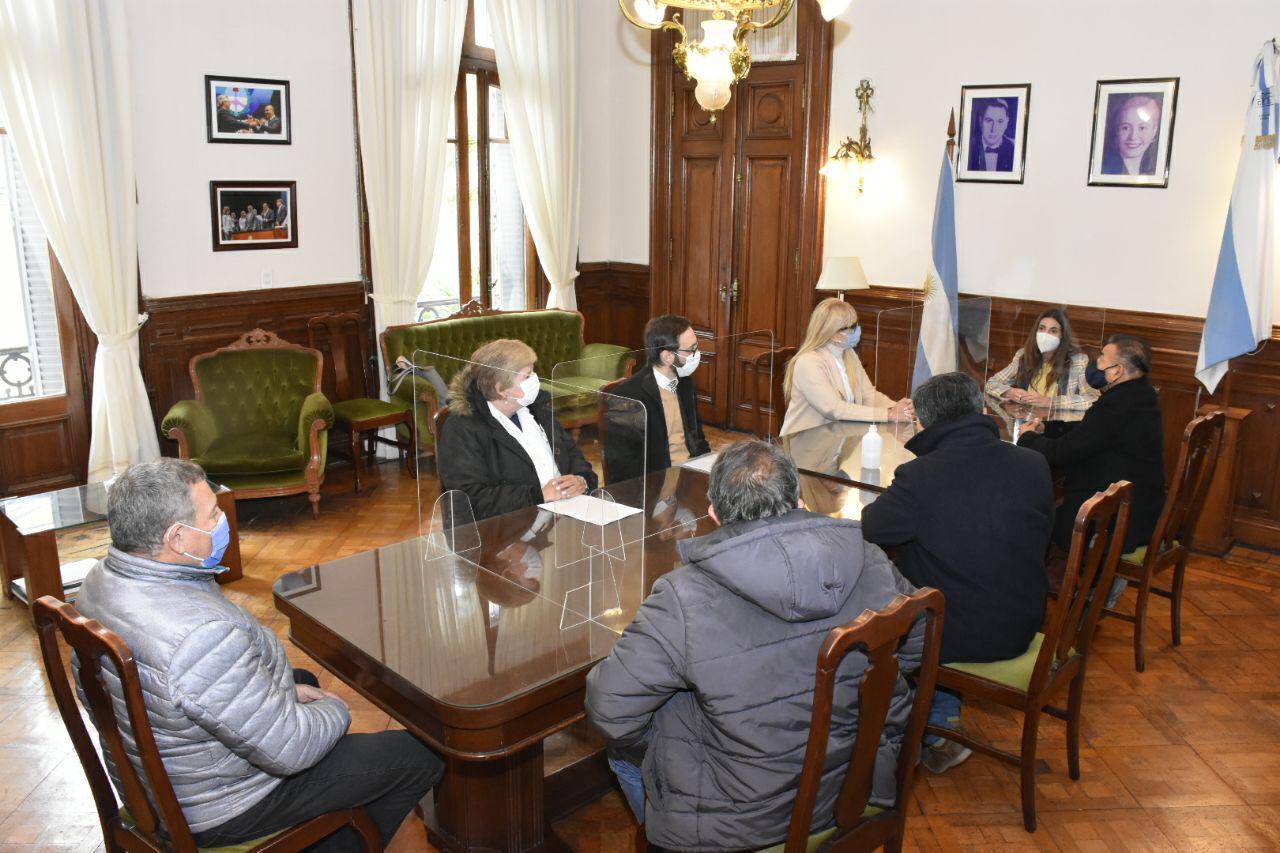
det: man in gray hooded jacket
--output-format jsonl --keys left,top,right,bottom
{"left": 74, "top": 459, "right": 443, "bottom": 850}
{"left": 586, "top": 440, "right": 922, "bottom": 851}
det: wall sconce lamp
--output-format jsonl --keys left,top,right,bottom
{"left": 821, "top": 79, "right": 875, "bottom": 194}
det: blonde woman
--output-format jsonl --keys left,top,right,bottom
{"left": 779, "top": 298, "right": 914, "bottom": 437}
{"left": 438, "top": 339, "right": 597, "bottom": 520}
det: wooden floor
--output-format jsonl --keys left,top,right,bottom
{"left": 3, "top": 437, "right": 1280, "bottom": 851}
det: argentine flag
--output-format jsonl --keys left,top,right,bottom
{"left": 912, "top": 148, "right": 960, "bottom": 390}
{"left": 1195, "top": 40, "right": 1279, "bottom": 393}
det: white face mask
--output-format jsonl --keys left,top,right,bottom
{"left": 513, "top": 372, "right": 540, "bottom": 407}
{"left": 1036, "top": 331, "right": 1061, "bottom": 354}
{"left": 674, "top": 348, "right": 700, "bottom": 378}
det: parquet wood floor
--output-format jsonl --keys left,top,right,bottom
{"left": 3, "top": 432, "right": 1280, "bottom": 851}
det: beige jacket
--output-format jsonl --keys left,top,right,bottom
{"left": 779, "top": 347, "right": 896, "bottom": 436}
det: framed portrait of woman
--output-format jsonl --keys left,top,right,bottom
{"left": 1087, "top": 77, "right": 1180, "bottom": 188}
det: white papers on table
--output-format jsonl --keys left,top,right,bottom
{"left": 681, "top": 452, "right": 719, "bottom": 473}
{"left": 538, "top": 494, "right": 642, "bottom": 525}
{"left": 9, "top": 557, "right": 97, "bottom": 604}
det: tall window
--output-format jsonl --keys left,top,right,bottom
{"left": 420, "top": 0, "right": 531, "bottom": 320}
{"left": 0, "top": 127, "right": 63, "bottom": 402}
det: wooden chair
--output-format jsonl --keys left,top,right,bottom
{"left": 32, "top": 596, "right": 381, "bottom": 852}
{"left": 307, "top": 313, "right": 417, "bottom": 493}
{"left": 1104, "top": 410, "right": 1225, "bottom": 672}
{"left": 748, "top": 347, "right": 798, "bottom": 438}
{"left": 433, "top": 405, "right": 451, "bottom": 447}
{"left": 927, "top": 481, "right": 1133, "bottom": 833}
{"left": 636, "top": 589, "right": 945, "bottom": 853}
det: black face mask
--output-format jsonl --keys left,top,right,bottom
{"left": 1085, "top": 361, "right": 1114, "bottom": 390}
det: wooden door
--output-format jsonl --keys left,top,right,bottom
{"left": 666, "top": 78, "right": 737, "bottom": 423}
{"left": 651, "top": 1, "right": 832, "bottom": 429}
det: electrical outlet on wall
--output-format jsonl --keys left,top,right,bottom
{"left": 260, "top": 268, "right": 273, "bottom": 289}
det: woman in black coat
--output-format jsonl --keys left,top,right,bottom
{"left": 437, "top": 339, "right": 598, "bottom": 521}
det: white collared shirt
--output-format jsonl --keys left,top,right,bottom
{"left": 652, "top": 366, "right": 679, "bottom": 394}
{"left": 488, "top": 402, "right": 560, "bottom": 486}
{"left": 825, "top": 344, "right": 855, "bottom": 402}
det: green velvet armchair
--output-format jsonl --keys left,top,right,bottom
{"left": 162, "top": 329, "right": 334, "bottom": 518}
{"left": 379, "top": 301, "right": 634, "bottom": 456}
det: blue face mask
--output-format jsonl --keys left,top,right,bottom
{"left": 179, "top": 515, "right": 231, "bottom": 569}
{"left": 1085, "top": 360, "right": 1116, "bottom": 390}
{"left": 839, "top": 325, "right": 862, "bottom": 349}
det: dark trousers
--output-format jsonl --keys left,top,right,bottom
{"left": 193, "top": 670, "right": 444, "bottom": 852}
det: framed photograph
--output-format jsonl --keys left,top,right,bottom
{"left": 204, "top": 75, "right": 291, "bottom": 144}
{"left": 956, "top": 84, "right": 1031, "bottom": 184}
{"left": 210, "top": 181, "right": 297, "bottom": 252}
{"left": 1087, "top": 77, "right": 1179, "bottom": 188}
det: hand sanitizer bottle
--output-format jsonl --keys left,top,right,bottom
{"left": 860, "top": 423, "right": 883, "bottom": 469}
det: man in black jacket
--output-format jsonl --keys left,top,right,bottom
{"left": 862, "top": 372, "right": 1054, "bottom": 774}
{"left": 604, "top": 315, "right": 711, "bottom": 484}
{"left": 586, "top": 440, "right": 920, "bottom": 850}
{"left": 1019, "top": 334, "right": 1165, "bottom": 555}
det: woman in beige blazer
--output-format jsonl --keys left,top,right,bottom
{"left": 779, "top": 298, "right": 914, "bottom": 437}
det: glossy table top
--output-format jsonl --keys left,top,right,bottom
{"left": 0, "top": 479, "right": 228, "bottom": 537}
{"left": 274, "top": 467, "right": 880, "bottom": 717}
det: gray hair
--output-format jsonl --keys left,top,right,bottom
{"left": 912, "top": 372, "right": 983, "bottom": 429}
{"left": 708, "top": 439, "right": 799, "bottom": 526}
{"left": 107, "top": 458, "right": 207, "bottom": 555}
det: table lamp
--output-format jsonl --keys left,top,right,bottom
{"left": 815, "top": 256, "right": 870, "bottom": 301}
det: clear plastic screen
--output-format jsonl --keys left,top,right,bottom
{"left": 870, "top": 295, "right": 992, "bottom": 397}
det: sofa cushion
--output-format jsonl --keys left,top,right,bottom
{"left": 194, "top": 349, "right": 320, "bottom": 437}
{"left": 194, "top": 431, "right": 305, "bottom": 476}
{"left": 333, "top": 397, "right": 411, "bottom": 425}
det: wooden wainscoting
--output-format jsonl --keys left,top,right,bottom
{"left": 140, "top": 282, "right": 371, "bottom": 449}
{"left": 842, "top": 286, "right": 1280, "bottom": 551}
{"left": 575, "top": 262, "right": 650, "bottom": 351}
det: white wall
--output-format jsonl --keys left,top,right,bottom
{"left": 581, "top": 1, "right": 1280, "bottom": 318}
{"left": 128, "top": 0, "right": 362, "bottom": 298}
{"left": 825, "top": 0, "right": 1280, "bottom": 318}
{"left": 578, "top": 1, "right": 651, "bottom": 264}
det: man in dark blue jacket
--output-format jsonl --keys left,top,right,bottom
{"left": 586, "top": 440, "right": 921, "bottom": 851}
{"left": 862, "top": 372, "right": 1054, "bottom": 775}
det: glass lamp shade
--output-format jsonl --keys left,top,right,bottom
{"left": 820, "top": 156, "right": 855, "bottom": 181}
{"left": 633, "top": 0, "right": 667, "bottom": 26}
{"left": 815, "top": 257, "right": 871, "bottom": 292}
{"left": 687, "top": 20, "right": 737, "bottom": 113}
{"left": 817, "top": 0, "right": 853, "bottom": 20}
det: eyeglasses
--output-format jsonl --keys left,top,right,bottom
{"left": 672, "top": 344, "right": 700, "bottom": 355}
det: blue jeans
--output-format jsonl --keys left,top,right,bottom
{"left": 925, "top": 687, "right": 963, "bottom": 747}
{"left": 608, "top": 755, "right": 645, "bottom": 824}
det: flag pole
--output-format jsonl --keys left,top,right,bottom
{"left": 946, "top": 108, "right": 957, "bottom": 166}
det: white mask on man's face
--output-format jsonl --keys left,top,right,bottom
{"left": 1036, "top": 331, "right": 1061, "bottom": 354}
{"left": 674, "top": 348, "right": 700, "bottom": 378}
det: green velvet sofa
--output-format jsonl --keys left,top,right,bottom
{"left": 379, "top": 302, "right": 634, "bottom": 451}
{"left": 161, "top": 329, "right": 333, "bottom": 518}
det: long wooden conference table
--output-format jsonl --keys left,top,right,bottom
{"left": 272, "top": 403, "right": 1077, "bottom": 851}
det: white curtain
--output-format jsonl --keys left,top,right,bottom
{"left": 353, "top": 0, "right": 467, "bottom": 352}
{"left": 0, "top": 0, "right": 158, "bottom": 482}
{"left": 488, "top": 0, "right": 582, "bottom": 310}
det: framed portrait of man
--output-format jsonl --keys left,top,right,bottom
{"left": 204, "top": 76, "right": 291, "bottom": 144}
{"left": 956, "top": 84, "right": 1031, "bottom": 184}
{"left": 1087, "top": 78, "right": 1179, "bottom": 188}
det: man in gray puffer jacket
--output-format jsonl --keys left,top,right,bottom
{"left": 74, "top": 458, "right": 443, "bottom": 850}
{"left": 586, "top": 440, "right": 923, "bottom": 851}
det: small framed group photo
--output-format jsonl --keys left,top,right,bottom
{"left": 956, "top": 84, "right": 1031, "bottom": 184}
{"left": 210, "top": 181, "right": 297, "bottom": 252}
{"left": 1088, "top": 77, "right": 1179, "bottom": 188}
{"left": 205, "top": 75, "right": 291, "bottom": 144}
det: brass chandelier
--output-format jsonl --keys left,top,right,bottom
{"left": 618, "top": 0, "right": 797, "bottom": 119}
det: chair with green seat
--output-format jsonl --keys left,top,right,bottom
{"left": 637, "top": 589, "right": 945, "bottom": 853}
{"left": 379, "top": 301, "right": 635, "bottom": 463}
{"left": 1104, "top": 410, "right": 1224, "bottom": 672}
{"left": 307, "top": 313, "right": 416, "bottom": 493}
{"left": 32, "top": 596, "right": 381, "bottom": 853}
{"left": 163, "top": 329, "right": 333, "bottom": 518}
{"left": 929, "top": 480, "right": 1133, "bottom": 834}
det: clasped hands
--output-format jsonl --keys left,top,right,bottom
{"left": 1004, "top": 388, "right": 1053, "bottom": 408}
{"left": 542, "top": 474, "right": 588, "bottom": 503}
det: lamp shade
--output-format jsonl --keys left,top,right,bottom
{"left": 815, "top": 257, "right": 870, "bottom": 292}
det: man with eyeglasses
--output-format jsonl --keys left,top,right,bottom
{"left": 604, "top": 314, "right": 711, "bottom": 484}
